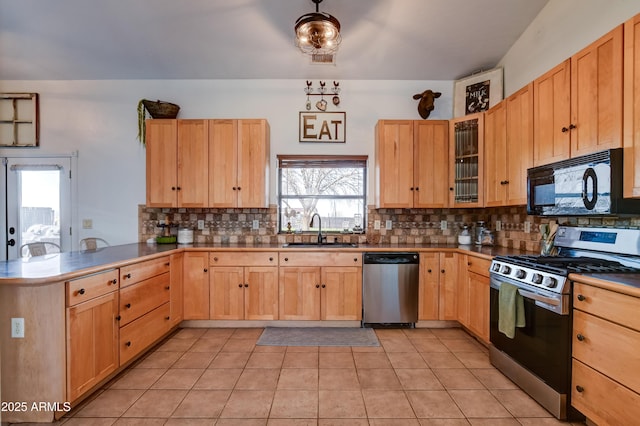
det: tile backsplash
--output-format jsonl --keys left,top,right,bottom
{"left": 139, "top": 204, "right": 640, "bottom": 252}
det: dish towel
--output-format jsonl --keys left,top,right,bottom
{"left": 498, "top": 282, "right": 526, "bottom": 339}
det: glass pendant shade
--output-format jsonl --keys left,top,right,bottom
{"left": 295, "top": 10, "right": 341, "bottom": 55}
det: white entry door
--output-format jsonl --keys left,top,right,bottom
{"left": 2, "top": 157, "right": 72, "bottom": 260}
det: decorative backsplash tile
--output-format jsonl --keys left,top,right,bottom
{"left": 139, "top": 204, "right": 640, "bottom": 252}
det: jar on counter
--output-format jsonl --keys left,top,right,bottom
{"left": 481, "top": 229, "right": 494, "bottom": 246}
{"left": 458, "top": 225, "right": 472, "bottom": 245}
{"left": 177, "top": 227, "right": 194, "bottom": 244}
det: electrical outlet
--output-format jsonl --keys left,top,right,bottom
{"left": 440, "top": 220, "right": 447, "bottom": 230}
{"left": 495, "top": 220, "right": 502, "bottom": 232}
{"left": 11, "top": 318, "right": 24, "bottom": 338}
{"left": 385, "top": 220, "right": 393, "bottom": 230}
{"left": 82, "top": 219, "right": 93, "bottom": 229}
{"left": 197, "top": 220, "right": 204, "bottom": 230}
{"left": 252, "top": 220, "right": 259, "bottom": 230}
{"left": 524, "top": 221, "right": 532, "bottom": 233}
{"left": 374, "top": 220, "right": 381, "bottom": 230}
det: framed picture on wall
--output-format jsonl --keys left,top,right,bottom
{"left": 453, "top": 68, "right": 503, "bottom": 117}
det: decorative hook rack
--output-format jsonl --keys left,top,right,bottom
{"left": 304, "top": 80, "right": 341, "bottom": 110}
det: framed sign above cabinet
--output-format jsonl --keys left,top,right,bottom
{"left": 0, "top": 93, "right": 39, "bottom": 147}
{"left": 453, "top": 68, "right": 503, "bottom": 117}
{"left": 299, "top": 111, "right": 346, "bottom": 143}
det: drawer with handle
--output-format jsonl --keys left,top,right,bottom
{"left": 118, "top": 273, "right": 170, "bottom": 326}
{"left": 66, "top": 269, "right": 119, "bottom": 306}
{"left": 119, "top": 302, "right": 171, "bottom": 365}
{"left": 120, "top": 256, "right": 170, "bottom": 288}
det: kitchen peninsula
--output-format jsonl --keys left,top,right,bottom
{"left": 1, "top": 241, "right": 517, "bottom": 423}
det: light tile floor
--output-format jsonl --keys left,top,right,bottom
{"left": 51, "top": 327, "right": 587, "bottom": 425}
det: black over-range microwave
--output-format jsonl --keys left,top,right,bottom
{"left": 527, "top": 148, "right": 640, "bottom": 216}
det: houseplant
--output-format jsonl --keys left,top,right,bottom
{"left": 137, "top": 99, "right": 180, "bottom": 144}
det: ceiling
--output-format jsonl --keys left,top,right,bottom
{"left": 0, "top": 0, "right": 549, "bottom": 81}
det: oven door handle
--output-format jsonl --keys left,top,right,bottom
{"left": 517, "top": 288, "right": 560, "bottom": 306}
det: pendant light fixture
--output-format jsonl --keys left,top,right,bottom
{"left": 294, "top": 0, "right": 341, "bottom": 58}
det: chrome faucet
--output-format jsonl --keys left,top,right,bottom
{"left": 309, "top": 213, "right": 323, "bottom": 244}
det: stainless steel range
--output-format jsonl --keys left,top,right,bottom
{"left": 489, "top": 226, "right": 640, "bottom": 420}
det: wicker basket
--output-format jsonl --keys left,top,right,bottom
{"left": 142, "top": 99, "right": 180, "bottom": 119}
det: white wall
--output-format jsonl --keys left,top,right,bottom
{"left": 499, "top": 0, "right": 640, "bottom": 96}
{"left": 0, "top": 79, "right": 453, "bottom": 245}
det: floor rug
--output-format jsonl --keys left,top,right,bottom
{"left": 256, "top": 327, "right": 380, "bottom": 347}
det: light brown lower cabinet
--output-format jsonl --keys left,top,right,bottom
{"left": 419, "top": 252, "right": 458, "bottom": 321}
{"left": 66, "top": 289, "right": 119, "bottom": 402}
{"left": 456, "top": 254, "right": 491, "bottom": 343}
{"left": 182, "top": 251, "right": 211, "bottom": 319}
{"left": 66, "top": 269, "right": 120, "bottom": 403}
{"left": 210, "top": 266, "right": 279, "bottom": 320}
{"left": 278, "top": 252, "right": 362, "bottom": 321}
{"left": 571, "top": 281, "right": 640, "bottom": 424}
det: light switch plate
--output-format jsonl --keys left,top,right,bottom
{"left": 524, "top": 221, "right": 532, "bottom": 233}
{"left": 197, "top": 220, "right": 205, "bottom": 230}
{"left": 374, "top": 220, "right": 381, "bottom": 230}
{"left": 252, "top": 220, "right": 259, "bottom": 230}
{"left": 385, "top": 220, "right": 393, "bottom": 230}
{"left": 495, "top": 220, "right": 502, "bottom": 232}
{"left": 440, "top": 220, "right": 447, "bottom": 230}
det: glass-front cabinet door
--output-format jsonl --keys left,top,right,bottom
{"left": 449, "top": 112, "right": 484, "bottom": 208}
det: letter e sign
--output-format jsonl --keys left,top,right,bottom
{"left": 299, "top": 112, "right": 346, "bottom": 143}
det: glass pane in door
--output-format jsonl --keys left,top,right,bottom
{"left": 19, "top": 169, "right": 61, "bottom": 248}
{"left": 5, "top": 157, "right": 71, "bottom": 259}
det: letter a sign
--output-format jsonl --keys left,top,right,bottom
{"left": 299, "top": 112, "right": 346, "bottom": 143}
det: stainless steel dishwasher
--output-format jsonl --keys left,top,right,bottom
{"left": 362, "top": 252, "right": 419, "bottom": 327}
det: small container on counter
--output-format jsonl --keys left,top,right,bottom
{"left": 458, "top": 225, "right": 472, "bottom": 245}
{"left": 177, "top": 227, "right": 194, "bottom": 244}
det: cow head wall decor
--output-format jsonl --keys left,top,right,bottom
{"left": 412, "top": 90, "right": 441, "bottom": 119}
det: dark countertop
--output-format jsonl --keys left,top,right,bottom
{"left": 0, "top": 242, "right": 533, "bottom": 285}
{"left": 570, "top": 272, "right": 640, "bottom": 298}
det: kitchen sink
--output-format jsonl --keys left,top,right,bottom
{"left": 282, "top": 242, "right": 359, "bottom": 248}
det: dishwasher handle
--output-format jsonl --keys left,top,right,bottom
{"left": 363, "top": 252, "right": 419, "bottom": 264}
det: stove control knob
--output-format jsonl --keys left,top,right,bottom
{"left": 492, "top": 263, "right": 501, "bottom": 272}
{"left": 532, "top": 273, "right": 543, "bottom": 284}
{"left": 500, "top": 265, "right": 512, "bottom": 274}
{"left": 543, "top": 276, "right": 558, "bottom": 288}
{"left": 515, "top": 269, "right": 527, "bottom": 279}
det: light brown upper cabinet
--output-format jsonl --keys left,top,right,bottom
{"left": 534, "top": 25, "right": 623, "bottom": 166}
{"left": 375, "top": 120, "right": 449, "bottom": 208}
{"left": 485, "top": 83, "right": 533, "bottom": 207}
{"left": 624, "top": 14, "right": 640, "bottom": 198}
{"left": 146, "top": 119, "right": 209, "bottom": 207}
{"left": 208, "top": 119, "right": 270, "bottom": 208}
{"left": 449, "top": 113, "right": 484, "bottom": 208}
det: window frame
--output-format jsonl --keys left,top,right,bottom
{"left": 277, "top": 155, "right": 368, "bottom": 234}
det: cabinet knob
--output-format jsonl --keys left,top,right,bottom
{"left": 238, "top": 284, "right": 243, "bottom": 288}
{"left": 410, "top": 187, "right": 414, "bottom": 191}
{"left": 415, "top": 187, "right": 419, "bottom": 191}
{"left": 125, "top": 303, "right": 131, "bottom": 309}
{"left": 449, "top": 187, "right": 454, "bottom": 191}
{"left": 116, "top": 315, "right": 121, "bottom": 321}
{"left": 316, "top": 284, "right": 320, "bottom": 288}
{"left": 561, "top": 127, "right": 569, "bottom": 133}
{"left": 244, "top": 284, "right": 249, "bottom": 288}
{"left": 237, "top": 187, "right": 241, "bottom": 190}
{"left": 125, "top": 341, "right": 131, "bottom": 347}
{"left": 176, "top": 186, "right": 181, "bottom": 190}
{"left": 269, "top": 257, "right": 274, "bottom": 261}
{"left": 354, "top": 258, "right": 358, "bottom": 262}
{"left": 576, "top": 334, "right": 585, "bottom": 342}
{"left": 577, "top": 294, "right": 586, "bottom": 301}
{"left": 78, "top": 288, "right": 85, "bottom": 295}
{"left": 232, "top": 186, "right": 237, "bottom": 190}
{"left": 110, "top": 279, "right": 117, "bottom": 285}
{"left": 204, "top": 268, "right": 208, "bottom": 273}
{"left": 575, "top": 385, "right": 584, "bottom": 393}
{"left": 171, "top": 186, "right": 176, "bottom": 190}
{"left": 321, "top": 284, "right": 326, "bottom": 288}
{"left": 427, "top": 269, "right": 432, "bottom": 273}
{"left": 165, "top": 316, "right": 170, "bottom": 320}
{"left": 441, "top": 269, "right": 445, "bottom": 273}
{"left": 123, "top": 273, "right": 131, "bottom": 279}
{"left": 213, "top": 257, "right": 218, "bottom": 261}
{"left": 569, "top": 124, "right": 576, "bottom": 130}
{"left": 165, "top": 286, "right": 170, "bottom": 290}
{"left": 165, "top": 262, "right": 170, "bottom": 266}
{"left": 284, "top": 257, "right": 289, "bottom": 262}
